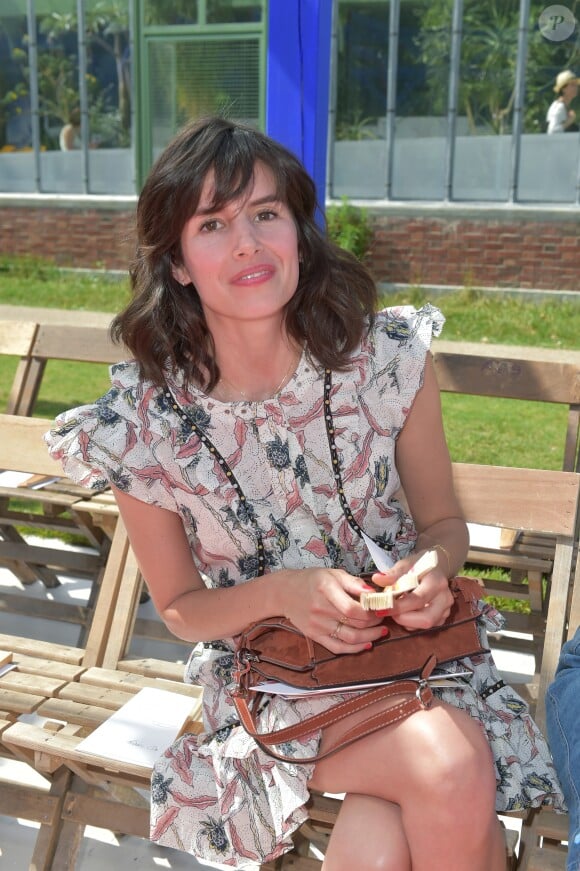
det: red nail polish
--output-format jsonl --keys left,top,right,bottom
{"left": 376, "top": 609, "right": 393, "bottom": 617}
{"left": 364, "top": 642, "right": 373, "bottom": 650}
{"left": 362, "top": 584, "right": 376, "bottom": 590}
{"left": 380, "top": 627, "right": 389, "bottom": 637}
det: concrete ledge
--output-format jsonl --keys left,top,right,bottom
{"left": 379, "top": 282, "right": 580, "bottom": 304}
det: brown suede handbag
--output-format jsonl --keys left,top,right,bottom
{"left": 232, "top": 576, "right": 487, "bottom": 762}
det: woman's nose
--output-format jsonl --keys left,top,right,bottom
{"left": 233, "top": 219, "right": 261, "bottom": 256}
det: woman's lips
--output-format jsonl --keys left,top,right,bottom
{"left": 231, "top": 265, "right": 275, "bottom": 285}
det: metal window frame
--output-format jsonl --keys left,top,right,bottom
{"left": 132, "top": 0, "right": 266, "bottom": 189}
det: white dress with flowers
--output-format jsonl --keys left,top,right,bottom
{"left": 46, "top": 305, "right": 564, "bottom": 868}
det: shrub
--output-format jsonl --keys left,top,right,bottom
{"left": 325, "top": 197, "right": 374, "bottom": 261}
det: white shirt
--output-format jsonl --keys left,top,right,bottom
{"left": 546, "top": 99, "right": 568, "bottom": 134}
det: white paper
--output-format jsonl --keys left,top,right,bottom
{"left": 468, "top": 522, "right": 519, "bottom": 549}
{"left": 75, "top": 687, "right": 198, "bottom": 768}
{"left": 251, "top": 671, "right": 473, "bottom": 697}
{"left": 0, "top": 471, "right": 32, "bottom": 487}
{"left": 361, "top": 531, "right": 395, "bottom": 573}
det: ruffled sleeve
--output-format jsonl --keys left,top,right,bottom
{"left": 357, "top": 303, "right": 444, "bottom": 435}
{"left": 44, "top": 361, "right": 179, "bottom": 510}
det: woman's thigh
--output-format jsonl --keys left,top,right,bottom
{"left": 309, "top": 697, "right": 495, "bottom": 803}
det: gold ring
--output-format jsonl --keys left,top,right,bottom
{"left": 330, "top": 619, "right": 344, "bottom": 640}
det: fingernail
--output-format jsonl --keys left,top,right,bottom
{"left": 364, "top": 642, "right": 373, "bottom": 650}
{"left": 380, "top": 627, "right": 389, "bottom": 637}
{"left": 376, "top": 609, "right": 392, "bottom": 617}
{"left": 362, "top": 584, "right": 376, "bottom": 590}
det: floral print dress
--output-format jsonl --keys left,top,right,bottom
{"left": 46, "top": 305, "right": 564, "bottom": 868}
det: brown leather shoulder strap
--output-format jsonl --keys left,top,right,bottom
{"left": 232, "top": 673, "right": 435, "bottom": 764}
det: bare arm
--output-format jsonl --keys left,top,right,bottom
{"left": 396, "top": 353, "right": 469, "bottom": 571}
{"left": 111, "top": 485, "right": 384, "bottom": 649}
{"left": 377, "top": 353, "right": 469, "bottom": 629}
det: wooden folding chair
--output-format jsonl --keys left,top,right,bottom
{"left": 433, "top": 341, "right": 580, "bottom": 675}
{"left": 2, "top": 514, "right": 202, "bottom": 870}
{"left": 0, "top": 507, "right": 145, "bottom": 868}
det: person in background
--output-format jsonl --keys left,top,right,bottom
{"left": 547, "top": 70, "right": 580, "bottom": 133}
{"left": 45, "top": 116, "right": 563, "bottom": 871}
{"left": 59, "top": 107, "right": 81, "bottom": 150}
{"left": 546, "top": 627, "right": 580, "bottom": 871}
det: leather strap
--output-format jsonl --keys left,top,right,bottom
{"left": 233, "top": 657, "right": 437, "bottom": 763}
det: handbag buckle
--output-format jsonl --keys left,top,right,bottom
{"left": 415, "top": 679, "right": 434, "bottom": 709}
{"left": 233, "top": 648, "right": 258, "bottom": 696}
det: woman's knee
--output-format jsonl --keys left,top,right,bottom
{"left": 406, "top": 707, "right": 497, "bottom": 813}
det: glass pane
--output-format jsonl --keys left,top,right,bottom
{"left": 518, "top": 5, "right": 580, "bottom": 203}
{"left": 206, "top": 0, "right": 264, "bottom": 25}
{"left": 392, "top": 0, "right": 453, "bottom": 199}
{"left": 332, "top": 0, "right": 390, "bottom": 198}
{"left": 0, "top": 4, "right": 32, "bottom": 192}
{"left": 452, "top": 0, "right": 520, "bottom": 200}
{"left": 143, "top": 1, "right": 199, "bottom": 26}
{"left": 85, "top": 0, "right": 132, "bottom": 150}
{"left": 34, "top": 2, "right": 83, "bottom": 192}
{"left": 148, "top": 38, "right": 261, "bottom": 159}
{"left": 0, "top": 4, "right": 31, "bottom": 154}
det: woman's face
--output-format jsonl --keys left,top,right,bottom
{"left": 172, "top": 162, "right": 300, "bottom": 333}
{"left": 562, "top": 81, "right": 578, "bottom": 102}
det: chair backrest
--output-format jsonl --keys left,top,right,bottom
{"left": 0, "top": 413, "right": 58, "bottom": 477}
{"left": 0, "top": 320, "right": 39, "bottom": 415}
{"left": 433, "top": 340, "right": 580, "bottom": 472}
{"left": 452, "top": 461, "right": 580, "bottom": 728}
{"left": 15, "top": 322, "right": 127, "bottom": 416}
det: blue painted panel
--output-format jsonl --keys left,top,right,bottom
{"left": 266, "top": 0, "right": 333, "bottom": 217}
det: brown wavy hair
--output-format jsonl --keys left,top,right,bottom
{"left": 111, "top": 116, "right": 378, "bottom": 390}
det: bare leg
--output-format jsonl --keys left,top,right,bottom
{"left": 322, "top": 794, "right": 411, "bottom": 871}
{"left": 310, "top": 700, "right": 506, "bottom": 871}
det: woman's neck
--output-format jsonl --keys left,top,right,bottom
{"left": 210, "top": 326, "right": 302, "bottom": 402}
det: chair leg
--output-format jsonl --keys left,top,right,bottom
{"left": 28, "top": 767, "right": 76, "bottom": 871}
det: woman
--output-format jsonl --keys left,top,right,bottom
{"left": 46, "top": 116, "right": 563, "bottom": 871}
{"left": 547, "top": 69, "right": 579, "bottom": 133}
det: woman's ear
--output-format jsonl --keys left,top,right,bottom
{"left": 171, "top": 262, "right": 189, "bottom": 286}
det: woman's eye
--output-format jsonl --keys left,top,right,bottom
{"left": 200, "top": 219, "right": 220, "bottom": 233}
{"left": 256, "top": 209, "right": 277, "bottom": 222}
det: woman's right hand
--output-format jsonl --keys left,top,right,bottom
{"left": 280, "top": 568, "right": 388, "bottom": 653}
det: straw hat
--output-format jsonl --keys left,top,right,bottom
{"left": 554, "top": 70, "right": 580, "bottom": 93}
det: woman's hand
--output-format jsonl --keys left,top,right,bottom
{"left": 369, "top": 553, "right": 454, "bottom": 631}
{"left": 281, "top": 568, "right": 388, "bottom": 653}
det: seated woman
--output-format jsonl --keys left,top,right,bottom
{"left": 46, "top": 115, "right": 564, "bottom": 871}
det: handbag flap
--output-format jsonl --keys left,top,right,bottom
{"left": 236, "top": 576, "right": 486, "bottom": 690}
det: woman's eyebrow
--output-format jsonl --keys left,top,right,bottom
{"left": 196, "top": 192, "right": 280, "bottom": 217}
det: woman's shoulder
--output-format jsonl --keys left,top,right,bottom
{"left": 368, "top": 303, "right": 444, "bottom": 348}
{"left": 44, "top": 359, "right": 168, "bottom": 489}
{"left": 347, "top": 303, "right": 443, "bottom": 397}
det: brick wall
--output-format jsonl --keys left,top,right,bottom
{"left": 1, "top": 201, "right": 578, "bottom": 291}
{"left": 0, "top": 204, "right": 136, "bottom": 272}
{"left": 368, "top": 213, "right": 580, "bottom": 291}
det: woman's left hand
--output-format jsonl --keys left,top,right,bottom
{"left": 369, "top": 554, "right": 454, "bottom": 630}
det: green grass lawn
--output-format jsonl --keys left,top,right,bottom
{"left": 1, "top": 256, "right": 579, "bottom": 469}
